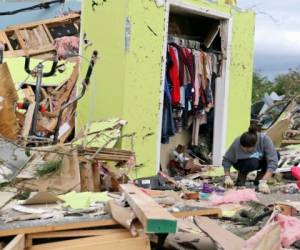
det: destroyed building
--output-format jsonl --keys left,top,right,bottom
{"left": 0, "top": 1, "right": 300, "bottom": 250}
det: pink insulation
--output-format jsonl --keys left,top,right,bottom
{"left": 276, "top": 214, "right": 300, "bottom": 248}
{"left": 54, "top": 36, "right": 80, "bottom": 59}
{"left": 243, "top": 222, "right": 282, "bottom": 250}
{"left": 210, "top": 189, "right": 258, "bottom": 205}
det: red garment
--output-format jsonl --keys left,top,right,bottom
{"left": 168, "top": 46, "right": 181, "bottom": 104}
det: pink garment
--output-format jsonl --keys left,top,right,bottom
{"left": 210, "top": 189, "right": 258, "bottom": 205}
{"left": 276, "top": 214, "right": 300, "bottom": 248}
{"left": 193, "top": 50, "right": 201, "bottom": 106}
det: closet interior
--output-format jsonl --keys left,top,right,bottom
{"left": 160, "top": 6, "right": 224, "bottom": 177}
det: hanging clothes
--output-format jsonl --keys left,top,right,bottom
{"left": 161, "top": 37, "right": 221, "bottom": 145}
{"left": 168, "top": 45, "right": 181, "bottom": 105}
{"left": 161, "top": 77, "right": 176, "bottom": 144}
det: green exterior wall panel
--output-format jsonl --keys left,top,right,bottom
{"left": 121, "top": 1, "right": 166, "bottom": 178}
{"left": 78, "top": 0, "right": 128, "bottom": 129}
{"left": 226, "top": 11, "right": 255, "bottom": 146}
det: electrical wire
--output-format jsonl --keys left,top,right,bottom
{"left": 0, "top": 0, "right": 65, "bottom": 16}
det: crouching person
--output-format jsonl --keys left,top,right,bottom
{"left": 222, "top": 126, "right": 279, "bottom": 193}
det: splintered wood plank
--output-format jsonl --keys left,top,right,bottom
{"left": 29, "top": 236, "right": 150, "bottom": 250}
{"left": 0, "top": 31, "right": 13, "bottom": 51}
{"left": 37, "top": 25, "right": 51, "bottom": 47}
{"left": 14, "top": 30, "right": 27, "bottom": 50}
{"left": 21, "top": 102, "right": 35, "bottom": 139}
{"left": 26, "top": 228, "right": 128, "bottom": 248}
{"left": 5, "top": 13, "right": 80, "bottom": 32}
{"left": 172, "top": 208, "right": 222, "bottom": 218}
{"left": 80, "top": 161, "right": 94, "bottom": 192}
{"left": 33, "top": 28, "right": 43, "bottom": 46}
{"left": 0, "top": 218, "right": 118, "bottom": 237}
{"left": 194, "top": 216, "right": 245, "bottom": 250}
{"left": 23, "top": 86, "right": 35, "bottom": 103}
{"left": 29, "top": 232, "right": 133, "bottom": 250}
{"left": 3, "top": 234, "right": 25, "bottom": 250}
{"left": 42, "top": 24, "right": 54, "bottom": 43}
{"left": 120, "top": 184, "right": 177, "bottom": 234}
{"left": 28, "top": 228, "right": 128, "bottom": 239}
{"left": 266, "top": 118, "right": 289, "bottom": 147}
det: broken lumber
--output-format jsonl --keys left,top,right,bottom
{"left": 108, "top": 200, "right": 143, "bottom": 236}
{"left": 2, "top": 13, "right": 80, "bottom": 58}
{"left": 25, "top": 229, "right": 128, "bottom": 248}
{"left": 172, "top": 208, "right": 222, "bottom": 218}
{"left": 0, "top": 218, "right": 118, "bottom": 237}
{"left": 120, "top": 184, "right": 177, "bottom": 234}
{"left": 29, "top": 235, "right": 150, "bottom": 250}
{"left": 3, "top": 234, "right": 25, "bottom": 250}
{"left": 266, "top": 118, "right": 289, "bottom": 147}
{"left": 79, "top": 160, "right": 95, "bottom": 192}
{"left": 194, "top": 216, "right": 245, "bottom": 250}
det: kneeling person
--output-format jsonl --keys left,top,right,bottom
{"left": 222, "top": 126, "right": 278, "bottom": 193}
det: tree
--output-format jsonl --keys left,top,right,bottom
{"left": 273, "top": 68, "right": 300, "bottom": 96}
{"left": 252, "top": 71, "right": 275, "bottom": 103}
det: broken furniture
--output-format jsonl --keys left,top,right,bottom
{"left": 0, "top": 13, "right": 80, "bottom": 58}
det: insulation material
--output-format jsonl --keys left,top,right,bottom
{"left": 210, "top": 189, "right": 258, "bottom": 205}
{"left": 243, "top": 222, "right": 282, "bottom": 250}
{"left": 0, "top": 63, "right": 19, "bottom": 139}
{"left": 276, "top": 214, "right": 300, "bottom": 248}
{"left": 54, "top": 36, "right": 80, "bottom": 59}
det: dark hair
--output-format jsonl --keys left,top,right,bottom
{"left": 240, "top": 126, "right": 258, "bottom": 147}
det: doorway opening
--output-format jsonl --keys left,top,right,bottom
{"left": 158, "top": 2, "right": 231, "bottom": 176}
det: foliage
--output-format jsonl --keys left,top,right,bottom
{"left": 252, "top": 71, "right": 275, "bottom": 103}
{"left": 273, "top": 68, "right": 300, "bottom": 96}
{"left": 252, "top": 68, "right": 300, "bottom": 103}
{"left": 35, "top": 156, "right": 63, "bottom": 177}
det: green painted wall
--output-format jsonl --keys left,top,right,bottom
{"left": 79, "top": 0, "right": 255, "bottom": 178}
{"left": 226, "top": 11, "right": 255, "bottom": 146}
{"left": 77, "top": 0, "right": 128, "bottom": 129}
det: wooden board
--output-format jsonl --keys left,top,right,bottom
{"left": 194, "top": 216, "right": 245, "bottom": 250}
{"left": 5, "top": 14, "right": 80, "bottom": 32}
{"left": 0, "top": 218, "right": 118, "bottom": 237}
{"left": 79, "top": 160, "right": 94, "bottom": 192}
{"left": 3, "top": 13, "right": 80, "bottom": 58}
{"left": 29, "top": 232, "right": 133, "bottom": 250}
{"left": 21, "top": 103, "right": 36, "bottom": 139}
{"left": 28, "top": 236, "right": 150, "bottom": 250}
{"left": 172, "top": 208, "right": 222, "bottom": 218}
{"left": 120, "top": 184, "right": 177, "bottom": 234}
{"left": 26, "top": 229, "right": 128, "bottom": 248}
{"left": 3, "top": 234, "right": 25, "bottom": 250}
{"left": 266, "top": 118, "right": 290, "bottom": 147}
{"left": 28, "top": 228, "right": 128, "bottom": 239}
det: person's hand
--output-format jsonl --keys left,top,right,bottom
{"left": 224, "top": 175, "right": 234, "bottom": 188}
{"left": 258, "top": 180, "right": 270, "bottom": 194}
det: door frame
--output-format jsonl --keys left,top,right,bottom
{"left": 156, "top": 0, "right": 233, "bottom": 172}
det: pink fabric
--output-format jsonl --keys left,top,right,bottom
{"left": 54, "top": 36, "right": 80, "bottom": 59}
{"left": 291, "top": 166, "right": 300, "bottom": 180}
{"left": 243, "top": 222, "right": 282, "bottom": 250}
{"left": 210, "top": 189, "right": 258, "bottom": 205}
{"left": 276, "top": 214, "right": 300, "bottom": 247}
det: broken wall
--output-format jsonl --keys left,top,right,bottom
{"left": 79, "top": 0, "right": 255, "bottom": 178}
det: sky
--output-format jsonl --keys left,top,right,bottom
{"left": 0, "top": 1, "right": 81, "bottom": 29}
{"left": 238, "top": 0, "right": 300, "bottom": 79}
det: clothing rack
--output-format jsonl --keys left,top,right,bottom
{"left": 168, "top": 35, "right": 201, "bottom": 50}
